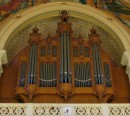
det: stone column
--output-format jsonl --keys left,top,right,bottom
{"left": 0, "top": 50, "right": 8, "bottom": 77}
{"left": 121, "top": 51, "right": 130, "bottom": 82}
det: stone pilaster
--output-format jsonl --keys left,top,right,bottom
{"left": 121, "top": 51, "right": 130, "bottom": 82}
{"left": 0, "top": 50, "right": 8, "bottom": 77}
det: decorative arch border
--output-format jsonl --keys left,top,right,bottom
{"left": 0, "top": 2, "right": 130, "bottom": 54}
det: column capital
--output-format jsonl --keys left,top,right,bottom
{"left": 121, "top": 51, "right": 130, "bottom": 82}
{"left": 0, "top": 50, "right": 8, "bottom": 77}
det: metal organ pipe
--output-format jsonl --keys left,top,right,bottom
{"left": 60, "top": 32, "right": 72, "bottom": 84}
{"left": 63, "top": 33, "right": 67, "bottom": 83}
{"left": 97, "top": 45, "right": 103, "bottom": 84}
{"left": 67, "top": 33, "right": 72, "bottom": 83}
{"left": 60, "top": 34, "right": 64, "bottom": 83}
{"left": 92, "top": 43, "right": 103, "bottom": 84}
{"left": 90, "top": 28, "right": 104, "bottom": 85}
{"left": 92, "top": 45, "right": 98, "bottom": 84}
{"left": 94, "top": 43, "right": 100, "bottom": 84}
{"left": 19, "top": 62, "right": 27, "bottom": 87}
{"left": 28, "top": 42, "right": 38, "bottom": 84}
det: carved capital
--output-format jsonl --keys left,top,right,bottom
{"left": 93, "top": 84, "right": 106, "bottom": 99}
{"left": 121, "top": 51, "right": 130, "bottom": 82}
{"left": 58, "top": 83, "right": 74, "bottom": 100}
{"left": 0, "top": 50, "right": 8, "bottom": 77}
{"left": 25, "top": 84, "right": 38, "bottom": 100}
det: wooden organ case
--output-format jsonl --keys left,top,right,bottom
{"left": 16, "top": 11, "right": 114, "bottom": 103}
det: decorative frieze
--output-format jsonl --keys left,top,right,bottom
{"left": 0, "top": 103, "right": 130, "bottom": 116}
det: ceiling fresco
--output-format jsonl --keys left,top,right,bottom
{"left": 0, "top": 0, "right": 130, "bottom": 28}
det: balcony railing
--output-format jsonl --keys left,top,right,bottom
{"left": 0, "top": 103, "right": 130, "bottom": 116}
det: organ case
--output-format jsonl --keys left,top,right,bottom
{"left": 16, "top": 11, "right": 114, "bottom": 103}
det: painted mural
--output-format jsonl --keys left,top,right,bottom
{"left": 0, "top": 0, "right": 130, "bottom": 28}
{"left": 105, "top": 0, "right": 130, "bottom": 27}
{"left": 0, "top": 0, "right": 47, "bottom": 21}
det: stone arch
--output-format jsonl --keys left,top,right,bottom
{"left": 0, "top": 2, "right": 130, "bottom": 58}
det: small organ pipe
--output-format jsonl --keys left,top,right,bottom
{"left": 50, "top": 62, "right": 52, "bottom": 87}
{"left": 63, "top": 33, "right": 68, "bottom": 83}
{"left": 86, "top": 63, "right": 89, "bottom": 87}
{"left": 47, "top": 62, "right": 50, "bottom": 87}
{"left": 81, "top": 63, "right": 84, "bottom": 87}
{"left": 45, "top": 62, "right": 47, "bottom": 87}
{"left": 60, "top": 32, "right": 72, "bottom": 84}
{"left": 54, "top": 62, "right": 57, "bottom": 86}
{"left": 75, "top": 64, "right": 78, "bottom": 87}
{"left": 42, "top": 63, "right": 44, "bottom": 87}
{"left": 19, "top": 62, "right": 26, "bottom": 87}
{"left": 83, "top": 63, "right": 85, "bottom": 87}
{"left": 52, "top": 62, "right": 55, "bottom": 87}
{"left": 91, "top": 42, "right": 103, "bottom": 85}
{"left": 94, "top": 43, "right": 100, "bottom": 84}
{"left": 95, "top": 43, "right": 101, "bottom": 84}
{"left": 34, "top": 43, "right": 38, "bottom": 84}
{"left": 47, "top": 62, "right": 49, "bottom": 87}
{"left": 28, "top": 43, "right": 38, "bottom": 84}
{"left": 28, "top": 44, "right": 32, "bottom": 81}
{"left": 76, "top": 64, "right": 79, "bottom": 87}
{"left": 87, "top": 63, "right": 91, "bottom": 86}
{"left": 31, "top": 43, "right": 35, "bottom": 83}
{"left": 104, "top": 63, "right": 111, "bottom": 87}
{"left": 92, "top": 45, "right": 98, "bottom": 84}
{"left": 78, "top": 63, "right": 82, "bottom": 87}
{"left": 40, "top": 63, "right": 42, "bottom": 87}
{"left": 67, "top": 33, "right": 72, "bottom": 83}
{"left": 83, "top": 63, "right": 86, "bottom": 87}
{"left": 74, "top": 64, "right": 77, "bottom": 86}
{"left": 60, "top": 34, "right": 64, "bottom": 83}
{"left": 97, "top": 45, "right": 103, "bottom": 84}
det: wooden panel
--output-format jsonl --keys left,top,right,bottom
{"left": 0, "top": 46, "right": 130, "bottom": 103}
{"left": 33, "top": 95, "right": 99, "bottom": 103}
{"left": 112, "top": 67, "right": 130, "bottom": 103}
{"left": 0, "top": 47, "right": 29, "bottom": 101}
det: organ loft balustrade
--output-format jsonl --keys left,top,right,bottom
{"left": 16, "top": 10, "right": 115, "bottom": 103}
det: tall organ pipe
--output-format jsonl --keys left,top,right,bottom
{"left": 67, "top": 33, "right": 72, "bottom": 83}
{"left": 60, "top": 32, "right": 72, "bottom": 83}
{"left": 60, "top": 34, "right": 64, "bottom": 83}
{"left": 97, "top": 45, "right": 103, "bottom": 84}
{"left": 94, "top": 43, "right": 100, "bottom": 84}
{"left": 28, "top": 42, "right": 38, "bottom": 84}
{"left": 63, "top": 33, "right": 67, "bottom": 83}
{"left": 92, "top": 45, "right": 98, "bottom": 84}
{"left": 92, "top": 43, "right": 103, "bottom": 84}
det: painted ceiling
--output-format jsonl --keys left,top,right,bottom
{"left": 0, "top": 0, "right": 129, "bottom": 66}
{"left": 0, "top": 0, "right": 130, "bottom": 28}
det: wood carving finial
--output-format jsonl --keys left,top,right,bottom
{"left": 25, "top": 84, "right": 38, "bottom": 100}
{"left": 29, "top": 26, "right": 40, "bottom": 43}
{"left": 32, "top": 26, "right": 39, "bottom": 34}
{"left": 57, "top": 10, "right": 73, "bottom": 34}
{"left": 89, "top": 27, "right": 101, "bottom": 44}
{"left": 58, "top": 83, "right": 74, "bottom": 100}
{"left": 60, "top": 10, "right": 69, "bottom": 23}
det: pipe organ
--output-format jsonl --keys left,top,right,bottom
{"left": 16, "top": 11, "right": 114, "bottom": 103}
